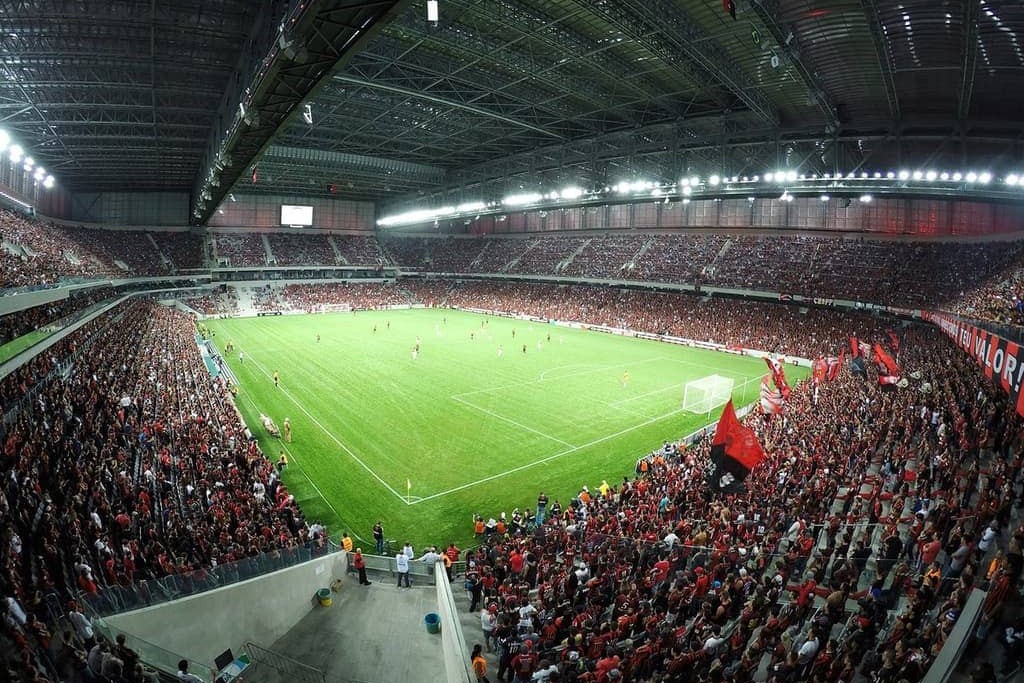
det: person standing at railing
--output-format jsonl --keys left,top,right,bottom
{"left": 396, "top": 551, "right": 412, "bottom": 588}
{"left": 353, "top": 548, "right": 371, "bottom": 586}
{"left": 373, "top": 521, "right": 384, "bottom": 555}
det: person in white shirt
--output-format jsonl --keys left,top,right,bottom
{"left": 419, "top": 547, "right": 442, "bottom": 574}
{"left": 403, "top": 542, "right": 415, "bottom": 559}
{"left": 663, "top": 531, "right": 679, "bottom": 549}
{"left": 396, "top": 551, "right": 412, "bottom": 587}
{"left": 177, "top": 659, "right": 204, "bottom": 683}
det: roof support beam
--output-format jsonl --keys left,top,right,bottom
{"left": 332, "top": 75, "right": 562, "bottom": 140}
{"left": 860, "top": 0, "right": 901, "bottom": 121}
{"left": 744, "top": 0, "right": 838, "bottom": 128}
{"left": 957, "top": 0, "right": 979, "bottom": 121}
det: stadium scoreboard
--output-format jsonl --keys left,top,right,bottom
{"left": 280, "top": 204, "right": 313, "bottom": 227}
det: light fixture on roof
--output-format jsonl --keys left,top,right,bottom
{"left": 886, "top": 171, "right": 895, "bottom": 179}
{"left": 708, "top": 174, "right": 720, "bottom": 186}
{"left": 859, "top": 194, "right": 872, "bottom": 203}
{"left": 426, "top": 0, "right": 439, "bottom": 22}
{"left": 820, "top": 194, "right": 830, "bottom": 201}
{"left": 898, "top": 170, "right": 910, "bottom": 180}
{"left": 1007, "top": 174, "right": 1020, "bottom": 186}
{"left": 978, "top": 171, "right": 992, "bottom": 184}
{"left": 560, "top": 186, "right": 583, "bottom": 199}
{"left": 912, "top": 170, "right": 923, "bottom": 180}
{"left": 8, "top": 144, "right": 22, "bottom": 163}
{"left": 23, "top": 157, "right": 34, "bottom": 171}
{"left": 764, "top": 172, "right": 774, "bottom": 182}
{"left": 952, "top": 172, "right": 963, "bottom": 181}
{"left": 43, "top": 175, "right": 54, "bottom": 189}
{"left": 925, "top": 170, "right": 937, "bottom": 181}
{"left": 966, "top": 171, "right": 978, "bottom": 182}
{"left": 681, "top": 186, "right": 692, "bottom": 196}
{"left": 302, "top": 103, "right": 313, "bottom": 126}
{"left": 939, "top": 172, "right": 949, "bottom": 180}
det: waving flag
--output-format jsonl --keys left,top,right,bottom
{"left": 708, "top": 400, "right": 767, "bottom": 494}
{"left": 764, "top": 357, "right": 792, "bottom": 399}
{"left": 760, "top": 377, "right": 783, "bottom": 415}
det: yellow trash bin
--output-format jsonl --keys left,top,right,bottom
{"left": 316, "top": 588, "right": 332, "bottom": 607}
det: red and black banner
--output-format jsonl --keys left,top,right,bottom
{"left": 924, "top": 311, "right": 1024, "bottom": 417}
{"left": 708, "top": 400, "right": 767, "bottom": 494}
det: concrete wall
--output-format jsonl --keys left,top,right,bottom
{"left": 433, "top": 562, "right": 474, "bottom": 683}
{"left": 104, "top": 551, "right": 348, "bottom": 668}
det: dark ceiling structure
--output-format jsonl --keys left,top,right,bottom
{"left": 2, "top": 0, "right": 1024, "bottom": 220}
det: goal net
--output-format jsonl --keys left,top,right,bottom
{"left": 682, "top": 374, "right": 734, "bottom": 414}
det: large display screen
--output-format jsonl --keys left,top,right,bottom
{"left": 280, "top": 204, "right": 313, "bottom": 226}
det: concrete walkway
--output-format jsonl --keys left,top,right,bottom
{"left": 260, "top": 568, "right": 446, "bottom": 683}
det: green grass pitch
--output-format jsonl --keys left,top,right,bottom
{"left": 205, "top": 308, "right": 808, "bottom": 552}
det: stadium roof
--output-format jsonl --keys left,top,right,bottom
{"left": 2, "top": 0, "right": 1024, "bottom": 219}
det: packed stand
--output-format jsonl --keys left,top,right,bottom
{"left": 430, "top": 280, "right": 890, "bottom": 357}
{"left": 213, "top": 234, "right": 267, "bottom": 267}
{"left": 267, "top": 233, "right": 338, "bottom": 266}
{"left": 182, "top": 288, "right": 237, "bottom": 317}
{"left": 460, "top": 326, "right": 1019, "bottom": 683}
{"left": 0, "top": 287, "right": 113, "bottom": 347}
{"left": 633, "top": 233, "right": 729, "bottom": 285}
{"left": 1, "top": 210, "right": 118, "bottom": 288}
{"left": 73, "top": 229, "right": 167, "bottom": 276}
{"left": 562, "top": 235, "right": 648, "bottom": 279}
{"left": 150, "top": 232, "right": 205, "bottom": 271}
{"left": 278, "top": 282, "right": 411, "bottom": 312}
{"left": 334, "top": 235, "right": 388, "bottom": 267}
{"left": 0, "top": 300, "right": 321, "bottom": 682}
{"left": 250, "top": 284, "right": 285, "bottom": 312}
{"left": 515, "top": 236, "right": 590, "bottom": 275}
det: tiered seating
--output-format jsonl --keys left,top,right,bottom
{"left": 472, "top": 238, "right": 533, "bottom": 273}
{"left": 214, "top": 234, "right": 266, "bottom": 267}
{"left": 462, "top": 327, "right": 1009, "bottom": 683}
{"left": 513, "top": 236, "right": 587, "bottom": 275}
{"left": 278, "top": 282, "right": 409, "bottom": 311}
{"left": 334, "top": 234, "right": 386, "bottom": 266}
{"left": 562, "top": 234, "right": 647, "bottom": 279}
{"left": 151, "top": 231, "right": 205, "bottom": 271}
{"left": 268, "top": 233, "right": 337, "bottom": 266}
{"left": 0, "top": 300, "right": 319, "bottom": 682}
{"left": 0, "top": 287, "right": 113, "bottom": 346}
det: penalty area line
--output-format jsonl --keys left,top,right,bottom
{"left": 450, "top": 394, "right": 576, "bottom": 448}
{"left": 243, "top": 354, "right": 410, "bottom": 505}
{"left": 409, "top": 407, "right": 684, "bottom": 506}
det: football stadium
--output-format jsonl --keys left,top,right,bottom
{"left": 2, "top": 2, "right": 1024, "bottom": 683}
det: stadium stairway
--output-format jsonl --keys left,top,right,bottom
{"left": 557, "top": 238, "right": 591, "bottom": 273}
{"left": 262, "top": 234, "right": 275, "bottom": 265}
{"left": 327, "top": 235, "right": 346, "bottom": 264}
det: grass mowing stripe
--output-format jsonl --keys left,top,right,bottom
{"left": 242, "top": 351, "right": 409, "bottom": 504}
{"left": 450, "top": 394, "right": 576, "bottom": 448}
{"left": 409, "top": 406, "right": 684, "bottom": 505}
{"left": 206, "top": 309, "right": 810, "bottom": 547}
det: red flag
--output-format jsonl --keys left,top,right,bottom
{"left": 760, "top": 377, "right": 783, "bottom": 415}
{"left": 709, "top": 400, "right": 766, "bottom": 493}
{"left": 827, "top": 351, "right": 844, "bottom": 381}
{"left": 850, "top": 336, "right": 861, "bottom": 358}
{"left": 886, "top": 329, "right": 901, "bottom": 355}
{"left": 764, "top": 357, "right": 791, "bottom": 399}
{"left": 812, "top": 357, "right": 828, "bottom": 385}
{"left": 873, "top": 343, "right": 899, "bottom": 376}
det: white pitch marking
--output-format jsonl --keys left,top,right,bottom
{"left": 243, "top": 353, "right": 410, "bottom": 504}
{"left": 450, "top": 394, "right": 576, "bottom": 448}
{"left": 409, "top": 407, "right": 684, "bottom": 505}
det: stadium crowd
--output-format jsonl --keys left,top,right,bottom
{"left": 458, "top": 327, "right": 1018, "bottom": 683}
{"left": 0, "top": 300, "right": 322, "bottom": 683}
{"left": 0, "top": 287, "right": 112, "bottom": 347}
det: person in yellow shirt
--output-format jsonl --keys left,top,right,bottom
{"left": 621, "top": 370, "right": 630, "bottom": 388}
{"left": 341, "top": 533, "right": 353, "bottom": 553}
{"left": 598, "top": 480, "right": 610, "bottom": 498}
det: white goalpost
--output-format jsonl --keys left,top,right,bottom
{"left": 682, "top": 374, "right": 734, "bottom": 414}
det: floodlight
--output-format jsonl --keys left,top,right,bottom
{"left": 925, "top": 170, "right": 937, "bottom": 181}
{"left": 23, "top": 157, "right": 34, "bottom": 171}
{"left": 939, "top": 172, "right": 949, "bottom": 180}
{"left": 898, "top": 170, "right": 909, "bottom": 180}
{"left": 886, "top": 171, "right": 895, "bottom": 179}
{"left": 859, "top": 194, "right": 872, "bottom": 202}
{"left": 456, "top": 201, "right": 486, "bottom": 213}
{"left": 682, "top": 186, "right": 692, "bottom": 196}
{"left": 952, "top": 172, "right": 962, "bottom": 181}
{"left": 708, "top": 174, "right": 720, "bottom": 186}
{"left": 1007, "top": 174, "right": 1020, "bottom": 186}
{"left": 730, "top": 176, "right": 738, "bottom": 183}
{"left": 978, "top": 171, "right": 992, "bottom": 184}
{"left": 860, "top": 172, "right": 868, "bottom": 179}
{"left": 426, "top": 0, "right": 439, "bottom": 22}
{"left": 43, "top": 176, "right": 54, "bottom": 188}
{"left": 912, "top": 170, "right": 923, "bottom": 180}
{"left": 560, "top": 186, "right": 583, "bottom": 199}
{"left": 689, "top": 176, "right": 699, "bottom": 187}
{"left": 502, "top": 193, "right": 543, "bottom": 205}
{"left": 651, "top": 187, "right": 662, "bottom": 197}
{"left": 786, "top": 170, "right": 797, "bottom": 182}
{"left": 751, "top": 175, "right": 759, "bottom": 182}
{"left": 680, "top": 177, "right": 690, "bottom": 187}
{"left": 681, "top": 198, "right": 690, "bottom": 204}
{"left": 764, "top": 172, "right": 774, "bottom": 182}
{"left": 820, "top": 194, "right": 830, "bottom": 201}
{"left": 966, "top": 172, "right": 978, "bottom": 182}
{"left": 9, "top": 144, "right": 22, "bottom": 163}
{"left": 33, "top": 167, "right": 45, "bottom": 181}
{"left": 873, "top": 172, "right": 881, "bottom": 178}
